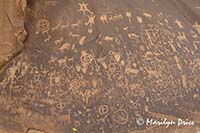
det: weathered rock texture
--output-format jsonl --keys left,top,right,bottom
{"left": 0, "top": 0, "right": 27, "bottom": 69}
{"left": 0, "top": 0, "right": 200, "bottom": 133}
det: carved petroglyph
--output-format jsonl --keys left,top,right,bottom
{"left": 193, "top": 22, "right": 200, "bottom": 33}
{"left": 136, "top": 16, "right": 143, "bottom": 23}
{"left": 85, "top": 15, "right": 96, "bottom": 27}
{"left": 36, "top": 19, "right": 50, "bottom": 33}
{"left": 125, "top": 12, "right": 132, "bottom": 23}
{"left": 1, "top": 0, "right": 200, "bottom": 133}
{"left": 78, "top": 2, "right": 93, "bottom": 16}
{"left": 112, "top": 109, "right": 128, "bottom": 125}
{"left": 45, "top": 0, "right": 57, "bottom": 7}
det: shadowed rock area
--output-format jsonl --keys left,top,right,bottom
{"left": 0, "top": 0, "right": 27, "bottom": 70}
{"left": 0, "top": 0, "right": 200, "bottom": 132}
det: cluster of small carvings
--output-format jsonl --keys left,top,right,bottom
{"left": 0, "top": 0, "right": 200, "bottom": 132}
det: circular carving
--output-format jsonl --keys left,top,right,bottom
{"left": 98, "top": 105, "right": 109, "bottom": 115}
{"left": 70, "top": 79, "right": 81, "bottom": 90}
{"left": 139, "top": 45, "right": 146, "bottom": 52}
{"left": 112, "top": 109, "right": 128, "bottom": 125}
{"left": 56, "top": 101, "right": 66, "bottom": 110}
{"left": 36, "top": 19, "right": 50, "bottom": 32}
{"left": 74, "top": 120, "right": 81, "bottom": 127}
{"left": 80, "top": 52, "right": 94, "bottom": 65}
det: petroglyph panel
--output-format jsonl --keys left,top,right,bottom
{"left": 0, "top": 0, "right": 200, "bottom": 133}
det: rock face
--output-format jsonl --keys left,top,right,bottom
{"left": 0, "top": 0, "right": 27, "bottom": 69}
{"left": 0, "top": 0, "right": 200, "bottom": 133}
